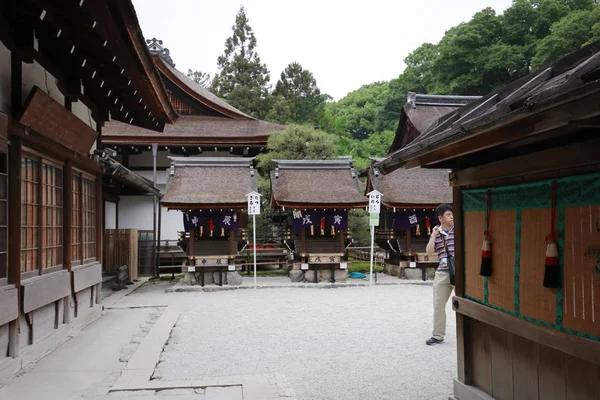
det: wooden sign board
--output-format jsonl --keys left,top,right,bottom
{"left": 308, "top": 254, "right": 342, "bottom": 264}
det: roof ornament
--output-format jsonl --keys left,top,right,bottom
{"left": 146, "top": 38, "right": 175, "bottom": 67}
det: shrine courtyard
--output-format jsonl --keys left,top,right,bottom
{"left": 0, "top": 278, "right": 456, "bottom": 400}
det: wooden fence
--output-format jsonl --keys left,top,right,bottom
{"left": 348, "top": 248, "right": 386, "bottom": 265}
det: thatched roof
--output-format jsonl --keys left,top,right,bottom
{"left": 270, "top": 159, "right": 368, "bottom": 209}
{"left": 367, "top": 158, "right": 451, "bottom": 207}
{"left": 388, "top": 93, "right": 480, "bottom": 153}
{"left": 161, "top": 157, "right": 257, "bottom": 209}
{"left": 102, "top": 117, "right": 285, "bottom": 144}
{"left": 377, "top": 40, "right": 600, "bottom": 173}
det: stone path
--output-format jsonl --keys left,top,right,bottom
{"left": 0, "top": 276, "right": 456, "bottom": 400}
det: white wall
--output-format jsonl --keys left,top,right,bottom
{"left": 0, "top": 42, "right": 10, "bottom": 114}
{"left": 105, "top": 201, "right": 117, "bottom": 229}
{"left": 118, "top": 195, "right": 183, "bottom": 241}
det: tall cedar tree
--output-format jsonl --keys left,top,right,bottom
{"left": 211, "top": 6, "right": 271, "bottom": 119}
{"left": 268, "top": 62, "right": 330, "bottom": 124}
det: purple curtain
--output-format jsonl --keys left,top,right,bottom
{"left": 291, "top": 210, "right": 348, "bottom": 232}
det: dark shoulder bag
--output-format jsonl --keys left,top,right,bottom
{"left": 442, "top": 234, "right": 456, "bottom": 286}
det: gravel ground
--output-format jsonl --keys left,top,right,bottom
{"left": 125, "top": 281, "right": 457, "bottom": 400}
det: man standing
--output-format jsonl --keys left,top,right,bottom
{"left": 425, "top": 204, "right": 454, "bottom": 346}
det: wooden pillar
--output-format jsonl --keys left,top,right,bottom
{"left": 95, "top": 123, "right": 102, "bottom": 151}
{"left": 407, "top": 229, "right": 412, "bottom": 254}
{"left": 115, "top": 201, "right": 119, "bottom": 229}
{"left": 229, "top": 230, "right": 235, "bottom": 257}
{"left": 63, "top": 161, "right": 73, "bottom": 272}
{"left": 7, "top": 137, "right": 21, "bottom": 357}
{"left": 8, "top": 51, "right": 23, "bottom": 357}
{"left": 95, "top": 176, "right": 102, "bottom": 263}
{"left": 339, "top": 230, "right": 345, "bottom": 254}
{"left": 452, "top": 185, "right": 467, "bottom": 384}
{"left": 63, "top": 161, "right": 73, "bottom": 324}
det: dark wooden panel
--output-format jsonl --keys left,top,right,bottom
{"left": 565, "top": 354, "right": 600, "bottom": 400}
{"left": 520, "top": 208, "right": 557, "bottom": 323}
{"left": 453, "top": 296, "right": 600, "bottom": 366}
{"left": 488, "top": 210, "right": 516, "bottom": 312}
{"left": 0, "top": 112, "right": 7, "bottom": 153}
{"left": 490, "top": 328, "right": 513, "bottom": 400}
{"left": 464, "top": 211, "right": 485, "bottom": 300}
{"left": 538, "top": 345, "right": 566, "bottom": 400}
{"left": 511, "top": 334, "right": 539, "bottom": 400}
{"left": 22, "top": 271, "right": 71, "bottom": 314}
{"left": 0, "top": 287, "right": 18, "bottom": 326}
{"left": 72, "top": 263, "right": 102, "bottom": 293}
{"left": 468, "top": 319, "right": 493, "bottom": 395}
{"left": 19, "top": 87, "right": 97, "bottom": 155}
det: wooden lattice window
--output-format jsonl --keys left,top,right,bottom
{"left": 168, "top": 92, "right": 196, "bottom": 115}
{"left": 72, "top": 174, "right": 81, "bottom": 264}
{"left": 72, "top": 172, "right": 96, "bottom": 265}
{"left": 21, "top": 157, "right": 39, "bottom": 273}
{"left": 42, "top": 163, "right": 63, "bottom": 269}
{"left": 82, "top": 177, "right": 95, "bottom": 261}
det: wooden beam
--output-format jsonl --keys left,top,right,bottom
{"left": 7, "top": 136, "right": 22, "bottom": 357}
{"left": 63, "top": 161, "right": 72, "bottom": 272}
{"left": 453, "top": 186, "right": 464, "bottom": 297}
{"left": 229, "top": 230, "right": 235, "bottom": 257}
{"left": 454, "top": 137, "right": 600, "bottom": 188}
{"left": 452, "top": 296, "right": 600, "bottom": 366}
{"left": 11, "top": 52, "right": 22, "bottom": 118}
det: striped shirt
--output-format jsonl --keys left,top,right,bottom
{"left": 434, "top": 227, "right": 454, "bottom": 271}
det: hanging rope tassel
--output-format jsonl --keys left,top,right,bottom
{"left": 425, "top": 216, "right": 431, "bottom": 235}
{"left": 480, "top": 190, "right": 493, "bottom": 276}
{"left": 543, "top": 181, "right": 561, "bottom": 288}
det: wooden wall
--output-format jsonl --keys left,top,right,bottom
{"left": 464, "top": 317, "right": 600, "bottom": 400}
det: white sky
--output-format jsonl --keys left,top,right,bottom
{"left": 132, "top": 0, "right": 514, "bottom": 100}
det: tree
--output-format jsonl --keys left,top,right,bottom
{"left": 267, "top": 62, "right": 330, "bottom": 124}
{"left": 532, "top": 7, "right": 600, "bottom": 68}
{"left": 256, "top": 124, "right": 339, "bottom": 174}
{"left": 186, "top": 69, "right": 211, "bottom": 87}
{"left": 211, "top": 6, "right": 271, "bottom": 118}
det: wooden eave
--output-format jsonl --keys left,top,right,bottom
{"left": 378, "top": 78, "right": 600, "bottom": 173}
{"left": 0, "top": 0, "right": 176, "bottom": 131}
{"left": 161, "top": 202, "right": 248, "bottom": 211}
{"left": 8, "top": 117, "right": 102, "bottom": 175}
{"left": 102, "top": 135, "right": 269, "bottom": 146}
{"left": 153, "top": 56, "right": 254, "bottom": 121}
{"left": 270, "top": 199, "right": 368, "bottom": 210}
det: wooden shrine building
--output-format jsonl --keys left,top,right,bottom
{"left": 102, "top": 39, "right": 285, "bottom": 251}
{"left": 270, "top": 159, "right": 368, "bottom": 283}
{"left": 376, "top": 40, "right": 600, "bottom": 400}
{"left": 367, "top": 158, "right": 452, "bottom": 277}
{"left": 160, "top": 157, "right": 256, "bottom": 286}
{"left": 0, "top": 0, "right": 176, "bottom": 382}
{"left": 367, "top": 93, "right": 478, "bottom": 279}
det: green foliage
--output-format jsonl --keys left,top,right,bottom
{"left": 532, "top": 6, "right": 600, "bottom": 68}
{"left": 256, "top": 124, "right": 339, "bottom": 175}
{"left": 348, "top": 209, "right": 370, "bottom": 246}
{"left": 211, "top": 6, "right": 272, "bottom": 118}
{"left": 267, "top": 62, "right": 331, "bottom": 124}
{"left": 186, "top": 70, "right": 211, "bottom": 87}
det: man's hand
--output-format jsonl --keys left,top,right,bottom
{"left": 431, "top": 225, "right": 441, "bottom": 237}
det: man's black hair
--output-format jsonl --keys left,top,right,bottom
{"left": 435, "top": 204, "right": 453, "bottom": 220}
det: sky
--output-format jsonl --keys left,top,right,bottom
{"left": 132, "top": 0, "right": 514, "bottom": 100}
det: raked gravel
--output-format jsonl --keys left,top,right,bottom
{"left": 124, "top": 279, "right": 456, "bottom": 400}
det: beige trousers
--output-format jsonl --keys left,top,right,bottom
{"left": 432, "top": 270, "right": 454, "bottom": 341}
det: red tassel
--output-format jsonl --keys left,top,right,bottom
{"left": 543, "top": 181, "right": 561, "bottom": 288}
{"left": 543, "top": 240, "right": 560, "bottom": 288}
{"left": 480, "top": 233, "right": 492, "bottom": 276}
{"left": 425, "top": 216, "right": 431, "bottom": 235}
{"left": 480, "top": 190, "right": 493, "bottom": 276}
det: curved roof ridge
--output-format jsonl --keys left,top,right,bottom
{"left": 154, "top": 56, "right": 254, "bottom": 120}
